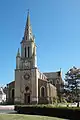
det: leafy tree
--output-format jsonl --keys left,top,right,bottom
{"left": 64, "top": 66, "right": 80, "bottom": 104}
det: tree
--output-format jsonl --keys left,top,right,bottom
{"left": 64, "top": 66, "right": 80, "bottom": 104}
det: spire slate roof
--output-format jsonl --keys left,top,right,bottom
{"left": 26, "top": 10, "right": 30, "bottom": 27}
{"left": 23, "top": 11, "right": 33, "bottom": 41}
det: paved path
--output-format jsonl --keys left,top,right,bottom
{"left": 0, "top": 105, "right": 16, "bottom": 114}
{"left": 0, "top": 105, "right": 14, "bottom": 110}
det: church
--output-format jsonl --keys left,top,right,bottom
{"left": 6, "top": 12, "right": 63, "bottom": 104}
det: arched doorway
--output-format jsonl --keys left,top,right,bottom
{"left": 24, "top": 86, "right": 30, "bottom": 104}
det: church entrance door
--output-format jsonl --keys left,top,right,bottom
{"left": 24, "top": 93, "right": 30, "bottom": 104}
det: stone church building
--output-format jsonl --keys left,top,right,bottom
{"left": 6, "top": 12, "right": 63, "bottom": 104}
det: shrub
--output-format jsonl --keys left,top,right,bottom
{"left": 53, "top": 97, "right": 57, "bottom": 104}
{"left": 14, "top": 105, "right": 80, "bottom": 119}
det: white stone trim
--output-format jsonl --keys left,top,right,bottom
{"left": 32, "top": 97, "right": 38, "bottom": 101}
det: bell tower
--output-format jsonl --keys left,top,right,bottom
{"left": 21, "top": 11, "right": 37, "bottom": 69}
{"left": 15, "top": 11, "right": 38, "bottom": 104}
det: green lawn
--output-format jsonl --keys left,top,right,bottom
{"left": 0, "top": 114, "right": 64, "bottom": 120}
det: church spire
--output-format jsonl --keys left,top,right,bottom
{"left": 24, "top": 10, "right": 33, "bottom": 41}
{"left": 27, "top": 9, "right": 30, "bottom": 27}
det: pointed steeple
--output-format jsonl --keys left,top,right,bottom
{"left": 16, "top": 48, "right": 20, "bottom": 57}
{"left": 26, "top": 10, "right": 30, "bottom": 27}
{"left": 24, "top": 10, "right": 33, "bottom": 41}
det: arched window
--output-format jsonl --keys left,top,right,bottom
{"left": 28, "top": 47, "right": 30, "bottom": 58}
{"left": 25, "top": 86, "right": 29, "bottom": 92}
{"left": 25, "top": 47, "right": 26, "bottom": 57}
{"left": 40, "top": 86, "right": 45, "bottom": 97}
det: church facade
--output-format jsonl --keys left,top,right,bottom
{"left": 6, "top": 12, "right": 63, "bottom": 104}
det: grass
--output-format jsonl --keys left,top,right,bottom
{"left": 0, "top": 114, "right": 64, "bottom": 120}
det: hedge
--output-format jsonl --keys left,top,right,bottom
{"left": 14, "top": 105, "right": 80, "bottom": 119}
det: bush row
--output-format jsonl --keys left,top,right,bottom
{"left": 14, "top": 105, "right": 80, "bottom": 119}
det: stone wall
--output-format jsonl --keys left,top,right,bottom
{"left": 6, "top": 81, "right": 15, "bottom": 104}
